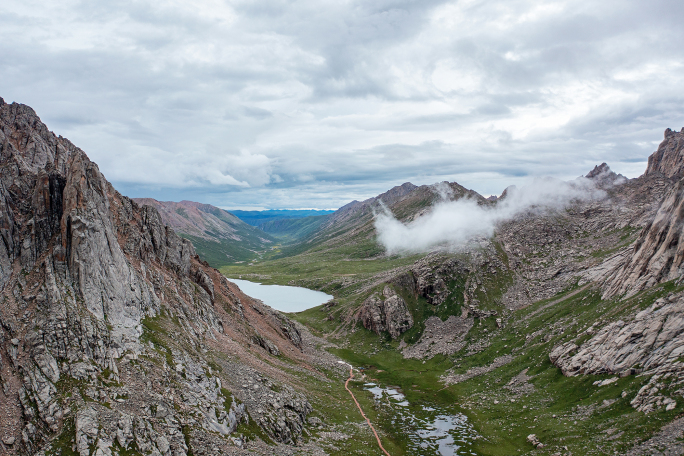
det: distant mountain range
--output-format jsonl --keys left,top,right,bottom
{"left": 230, "top": 209, "right": 334, "bottom": 227}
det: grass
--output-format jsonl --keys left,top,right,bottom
{"left": 46, "top": 417, "right": 78, "bottom": 456}
{"left": 140, "top": 314, "right": 174, "bottom": 367}
{"left": 286, "top": 276, "right": 684, "bottom": 455}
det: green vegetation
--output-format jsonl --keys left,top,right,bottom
{"left": 258, "top": 215, "right": 328, "bottom": 243}
{"left": 236, "top": 415, "right": 275, "bottom": 445}
{"left": 47, "top": 417, "right": 78, "bottom": 456}
{"left": 140, "top": 314, "right": 174, "bottom": 367}
{"left": 180, "top": 233, "right": 269, "bottom": 268}
{"left": 182, "top": 426, "right": 194, "bottom": 456}
{"left": 288, "top": 280, "right": 684, "bottom": 455}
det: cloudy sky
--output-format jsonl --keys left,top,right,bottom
{"left": 2, "top": 0, "right": 683, "bottom": 210}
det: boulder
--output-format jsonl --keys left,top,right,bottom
{"left": 356, "top": 286, "right": 413, "bottom": 339}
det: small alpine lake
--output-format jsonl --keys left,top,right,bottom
{"left": 226, "top": 277, "right": 333, "bottom": 313}
{"left": 362, "top": 381, "right": 479, "bottom": 455}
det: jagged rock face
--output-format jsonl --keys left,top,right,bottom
{"left": 602, "top": 176, "right": 684, "bottom": 298}
{"left": 0, "top": 98, "right": 312, "bottom": 455}
{"left": 356, "top": 286, "right": 413, "bottom": 338}
{"left": 646, "top": 128, "right": 684, "bottom": 180}
{"left": 550, "top": 294, "right": 684, "bottom": 377}
{"left": 597, "top": 129, "right": 684, "bottom": 298}
{"left": 550, "top": 292, "right": 684, "bottom": 413}
{"left": 585, "top": 162, "right": 625, "bottom": 187}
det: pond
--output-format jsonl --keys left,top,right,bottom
{"left": 363, "top": 382, "right": 479, "bottom": 455}
{"left": 227, "top": 278, "right": 333, "bottom": 313}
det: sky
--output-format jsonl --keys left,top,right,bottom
{"left": 1, "top": 0, "right": 683, "bottom": 210}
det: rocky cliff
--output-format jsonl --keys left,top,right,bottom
{"left": 355, "top": 285, "right": 413, "bottom": 339}
{"left": 645, "top": 128, "right": 684, "bottom": 179}
{"left": 0, "top": 98, "right": 321, "bottom": 455}
{"left": 548, "top": 129, "right": 684, "bottom": 415}
{"left": 601, "top": 129, "right": 684, "bottom": 298}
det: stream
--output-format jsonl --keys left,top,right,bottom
{"left": 362, "top": 382, "right": 479, "bottom": 455}
{"left": 227, "top": 278, "right": 479, "bottom": 454}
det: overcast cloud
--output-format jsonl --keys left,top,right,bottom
{"left": 1, "top": 0, "right": 683, "bottom": 209}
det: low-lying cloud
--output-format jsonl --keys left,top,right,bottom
{"left": 375, "top": 177, "right": 607, "bottom": 254}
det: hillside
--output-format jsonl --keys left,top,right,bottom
{"left": 257, "top": 215, "right": 328, "bottom": 243}
{"left": 225, "top": 129, "right": 684, "bottom": 454}
{"left": 132, "top": 199, "right": 276, "bottom": 267}
{"left": 0, "top": 98, "right": 413, "bottom": 456}
{"left": 7, "top": 93, "right": 684, "bottom": 455}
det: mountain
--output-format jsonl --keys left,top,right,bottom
{"left": 257, "top": 215, "right": 328, "bottom": 243}
{"left": 230, "top": 209, "right": 334, "bottom": 227}
{"left": 132, "top": 199, "right": 276, "bottom": 267}
{"left": 7, "top": 93, "right": 684, "bottom": 454}
{"left": 0, "top": 98, "right": 364, "bottom": 456}
{"left": 227, "top": 128, "right": 684, "bottom": 453}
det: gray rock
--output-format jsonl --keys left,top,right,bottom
{"left": 356, "top": 286, "right": 413, "bottom": 339}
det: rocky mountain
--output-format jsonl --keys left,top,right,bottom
{"left": 0, "top": 98, "right": 352, "bottom": 456}
{"left": 230, "top": 128, "right": 684, "bottom": 453}
{"left": 7, "top": 92, "right": 684, "bottom": 454}
{"left": 132, "top": 199, "right": 276, "bottom": 268}
{"left": 550, "top": 128, "right": 684, "bottom": 412}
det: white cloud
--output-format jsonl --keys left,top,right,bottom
{"left": 1, "top": 0, "right": 683, "bottom": 208}
{"left": 375, "top": 176, "right": 606, "bottom": 254}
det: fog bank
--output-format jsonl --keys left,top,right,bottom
{"left": 375, "top": 178, "right": 606, "bottom": 254}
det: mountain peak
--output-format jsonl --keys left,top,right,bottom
{"left": 586, "top": 162, "right": 611, "bottom": 178}
{"left": 645, "top": 128, "right": 684, "bottom": 180}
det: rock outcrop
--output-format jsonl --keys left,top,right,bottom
{"left": 0, "top": 98, "right": 314, "bottom": 455}
{"left": 356, "top": 286, "right": 413, "bottom": 338}
{"left": 550, "top": 293, "right": 684, "bottom": 378}
{"left": 602, "top": 175, "right": 684, "bottom": 298}
{"left": 550, "top": 292, "right": 684, "bottom": 413}
{"left": 645, "top": 128, "right": 684, "bottom": 180}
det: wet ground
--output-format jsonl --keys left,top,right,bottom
{"left": 363, "top": 383, "right": 479, "bottom": 455}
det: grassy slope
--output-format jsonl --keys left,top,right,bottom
{"left": 257, "top": 215, "right": 328, "bottom": 243}
{"left": 289, "top": 279, "right": 684, "bottom": 455}
{"left": 221, "top": 183, "right": 680, "bottom": 454}
{"left": 190, "top": 205, "right": 277, "bottom": 267}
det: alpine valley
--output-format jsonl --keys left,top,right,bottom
{"left": 3, "top": 97, "right": 684, "bottom": 456}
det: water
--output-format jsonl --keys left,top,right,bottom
{"left": 227, "top": 278, "right": 333, "bottom": 313}
{"left": 363, "top": 383, "right": 479, "bottom": 456}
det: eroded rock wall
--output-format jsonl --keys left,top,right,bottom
{"left": 0, "top": 98, "right": 312, "bottom": 455}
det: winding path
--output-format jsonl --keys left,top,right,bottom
{"left": 344, "top": 365, "right": 392, "bottom": 456}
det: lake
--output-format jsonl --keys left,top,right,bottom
{"left": 227, "top": 278, "right": 333, "bottom": 313}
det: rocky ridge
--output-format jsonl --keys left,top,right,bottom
{"left": 547, "top": 128, "right": 684, "bottom": 414}
{"left": 0, "top": 98, "right": 332, "bottom": 455}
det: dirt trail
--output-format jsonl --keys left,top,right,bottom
{"left": 525, "top": 283, "right": 592, "bottom": 319}
{"left": 344, "top": 365, "right": 392, "bottom": 456}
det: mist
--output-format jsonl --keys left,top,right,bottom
{"left": 374, "top": 177, "right": 607, "bottom": 254}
